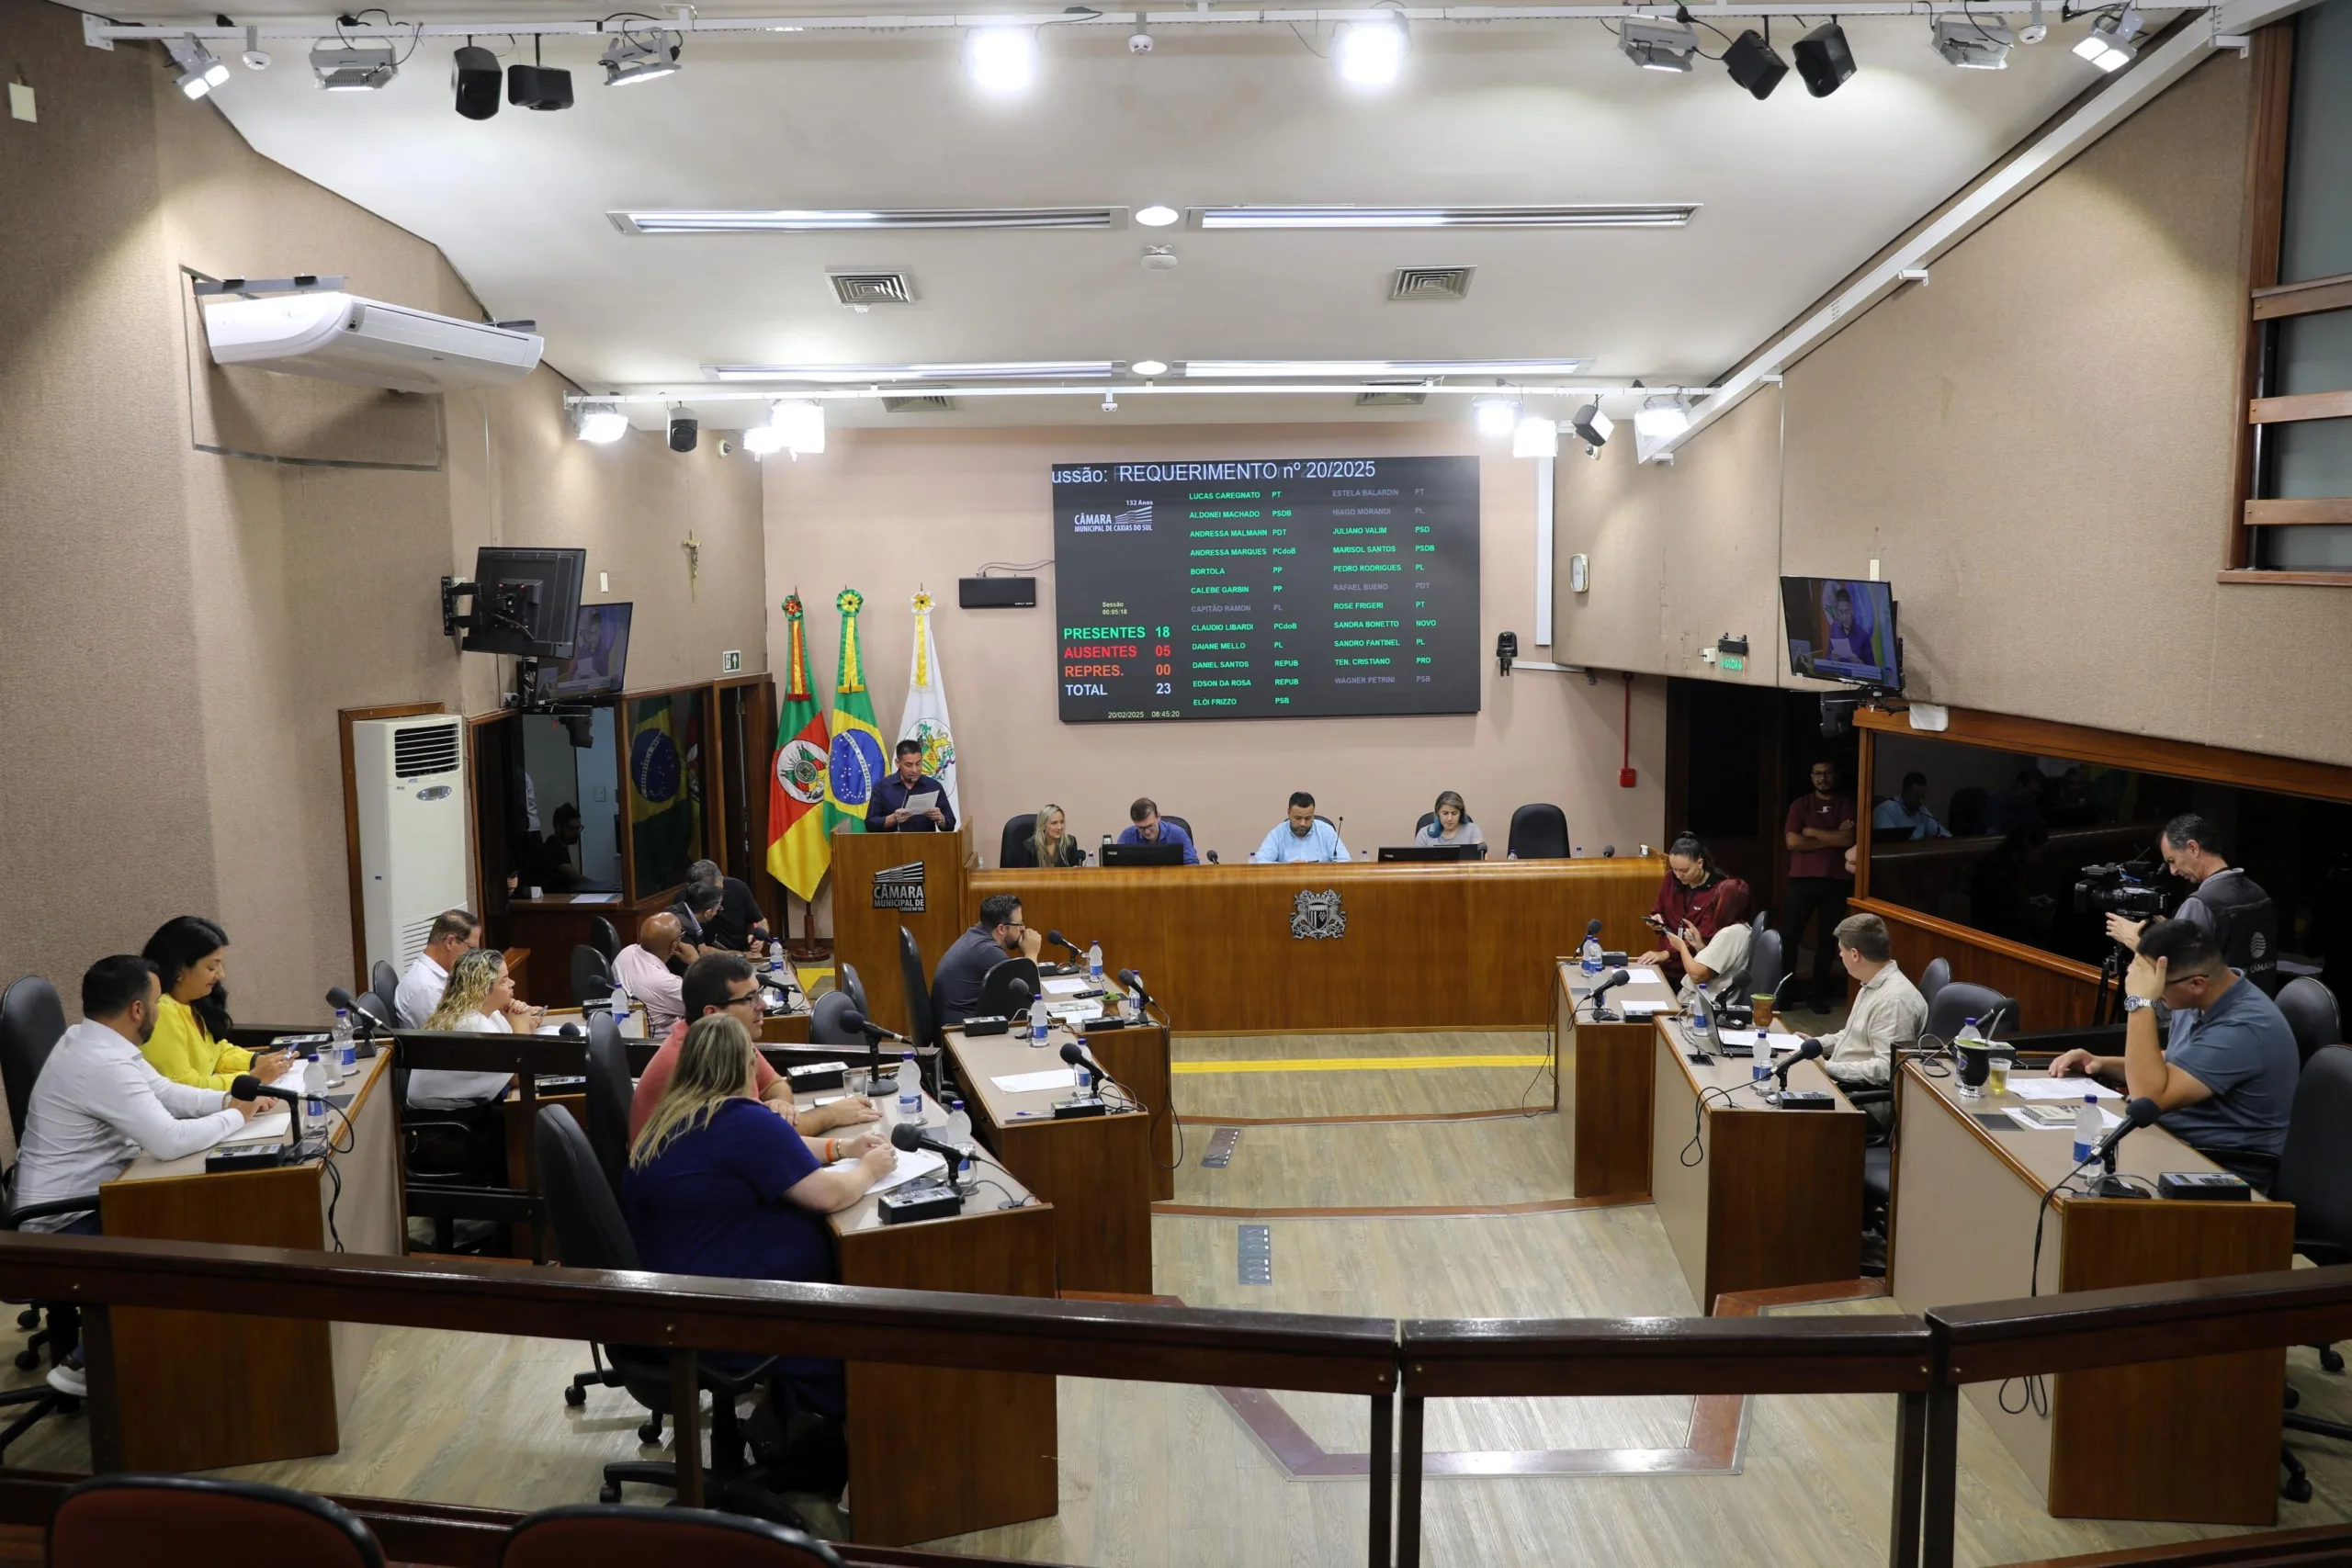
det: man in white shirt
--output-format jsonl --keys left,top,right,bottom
{"left": 1814, "top": 913, "right": 1928, "bottom": 1088}
{"left": 394, "top": 908, "right": 483, "bottom": 1027}
{"left": 15, "top": 956, "right": 266, "bottom": 1234}
{"left": 614, "top": 912, "right": 689, "bottom": 1036}
{"left": 1253, "top": 792, "right": 1350, "bottom": 864}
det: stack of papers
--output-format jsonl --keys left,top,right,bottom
{"left": 2007, "top": 1104, "right": 2125, "bottom": 1133}
{"left": 1040, "top": 976, "right": 1093, "bottom": 998}
{"left": 1046, "top": 999, "right": 1103, "bottom": 1023}
{"left": 839, "top": 1145, "right": 944, "bottom": 1194}
{"left": 218, "top": 1110, "right": 291, "bottom": 1146}
{"left": 993, "top": 1067, "right": 1080, "bottom": 1094}
{"left": 2007, "top": 1077, "right": 2121, "bottom": 1102}
{"left": 1621, "top": 998, "right": 1675, "bottom": 1017}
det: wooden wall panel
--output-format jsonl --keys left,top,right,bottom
{"left": 1862, "top": 897, "right": 2101, "bottom": 1033}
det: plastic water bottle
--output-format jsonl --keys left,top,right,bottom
{"left": 956, "top": 1152, "right": 976, "bottom": 1190}
{"left": 610, "top": 979, "right": 632, "bottom": 1026}
{"left": 2073, "top": 1093, "right": 2101, "bottom": 1166}
{"left": 302, "top": 1056, "right": 329, "bottom": 1142}
{"left": 1580, "top": 931, "right": 1603, "bottom": 978}
{"left": 1087, "top": 941, "right": 1104, "bottom": 984}
{"left": 895, "top": 1050, "right": 921, "bottom": 1121}
{"left": 1955, "top": 1016, "right": 1984, "bottom": 1049}
{"left": 1029, "top": 997, "right": 1050, "bottom": 1044}
{"left": 767, "top": 950, "right": 787, "bottom": 983}
{"left": 326, "top": 1010, "right": 352, "bottom": 1087}
{"left": 1072, "top": 1059, "right": 1093, "bottom": 1097}
{"left": 944, "top": 1097, "right": 972, "bottom": 1145}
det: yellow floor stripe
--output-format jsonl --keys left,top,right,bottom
{"left": 1173, "top": 1055, "right": 1548, "bottom": 1075}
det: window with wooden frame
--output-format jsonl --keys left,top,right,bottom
{"left": 2229, "top": 0, "right": 2352, "bottom": 583}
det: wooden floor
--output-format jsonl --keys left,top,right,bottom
{"left": 9, "top": 1025, "right": 2352, "bottom": 1566}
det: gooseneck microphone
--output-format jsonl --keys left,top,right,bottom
{"left": 1774, "top": 1037, "right": 1826, "bottom": 1092}
{"left": 1045, "top": 930, "right": 1085, "bottom": 960}
{"left": 1583, "top": 918, "right": 1604, "bottom": 942}
{"left": 2093, "top": 1095, "right": 2161, "bottom": 1168}
{"left": 1005, "top": 978, "right": 1033, "bottom": 1016}
{"left": 839, "top": 1010, "right": 905, "bottom": 1044}
{"left": 1059, "top": 1039, "right": 1117, "bottom": 1091}
{"left": 325, "top": 985, "right": 381, "bottom": 1051}
{"left": 1586, "top": 965, "right": 1632, "bottom": 1021}
{"left": 231, "top": 1072, "right": 300, "bottom": 1111}
{"left": 1116, "top": 967, "right": 1156, "bottom": 1013}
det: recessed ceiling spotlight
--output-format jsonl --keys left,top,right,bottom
{"left": 573, "top": 404, "right": 628, "bottom": 444}
{"left": 1512, "top": 415, "right": 1559, "bottom": 459}
{"left": 1474, "top": 396, "right": 1522, "bottom": 439}
{"left": 2073, "top": 4, "right": 2142, "bottom": 70}
{"left": 1335, "top": 13, "right": 1408, "bottom": 87}
{"left": 966, "top": 26, "right": 1038, "bottom": 94}
{"left": 1933, "top": 17, "right": 2015, "bottom": 67}
{"left": 168, "top": 34, "right": 232, "bottom": 98}
{"left": 1130, "top": 359, "right": 1170, "bottom": 378}
{"left": 1135, "top": 204, "right": 1181, "bottom": 228}
{"left": 1723, "top": 29, "right": 1789, "bottom": 98}
{"left": 311, "top": 39, "right": 397, "bottom": 91}
{"left": 602, "top": 31, "right": 681, "bottom": 86}
{"left": 1619, "top": 17, "right": 1700, "bottom": 73}
{"left": 1792, "top": 21, "right": 1856, "bottom": 96}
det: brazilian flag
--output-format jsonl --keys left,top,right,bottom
{"left": 823, "top": 587, "right": 886, "bottom": 835}
{"left": 629, "top": 695, "right": 698, "bottom": 886}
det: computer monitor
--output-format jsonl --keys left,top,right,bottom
{"left": 1781, "top": 575, "right": 1902, "bottom": 691}
{"left": 1102, "top": 840, "right": 1184, "bottom": 867}
{"left": 1377, "top": 844, "right": 1478, "bottom": 863}
{"left": 461, "top": 547, "right": 586, "bottom": 658}
{"left": 546, "top": 602, "right": 631, "bottom": 698}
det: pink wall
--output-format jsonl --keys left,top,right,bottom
{"left": 764, "top": 421, "right": 1667, "bottom": 925}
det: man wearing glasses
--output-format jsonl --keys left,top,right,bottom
{"left": 932, "top": 894, "right": 1044, "bottom": 1029}
{"left": 628, "top": 953, "right": 881, "bottom": 1147}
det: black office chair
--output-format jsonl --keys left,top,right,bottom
{"left": 1415, "top": 811, "right": 1438, "bottom": 836}
{"left": 1918, "top": 957, "right": 1952, "bottom": 1011}
{"left": 533, "top": 1109, "right": 792, "bottom": 1522}
{"left": 0, "top": 1152, "right": 98, "bottom": 1456}
{"left": 2278, "top": 977, "right": 2342, "bottom": 1067}
{"left": 1748, "top": 929, "right": 1787, "bottom": 1003}
{"left": 572, "top": 944, "right": 616, "bottom": 1008}
{"left": 590, "top": 917, "right": 623, "bottom": 962}
{"left": 836, "top": 962, "right": 869, "bottom": 1019}
{"left": 503, "top": 1503, "right": 846, "bottom": 1568}
{"left": 2272, "top": 1045, "right": 2352, "bottom": 1500}
{"left": 369, "top": 960, "right": 402, "bottom": 1024}
{"left": 563, "top": 1016, "right": 634, "bottom": 1410}
{"left": 1162, "top": 815, "right": 1193, "bottom": 840}
{"left": 0, "top": 976, "right": 85, "bottom": 1391}
{"left": 898, "top": 928, "right": 937, "bottom": 1050}
{"left": 50, "top": 1473, "right": 386, "bottom": 1568}
{"left": 978, "top": 958, "right": 1044, "bottom": 1020}
{"left": 999, "top": 814, "right": 1039, "bottom": 869}
{"left": 808, "top": 992, "right": 862, "bottom": 1046}
{"left": 1505, "top": 804, "right": 1571, "bottom": 860}
{"left": 1925, "top": 981, "right": 2019, "bottom": 1043}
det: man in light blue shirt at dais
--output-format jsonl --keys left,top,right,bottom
{"left": 1254, "top": 791, "right": 1350, "bottom": 863}
{"left": 1870, "top": 771, "right": 1951, "bottom": 841}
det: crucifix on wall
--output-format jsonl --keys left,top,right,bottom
{"left": 682, "top": 532, "right": 701, "bottom": 600}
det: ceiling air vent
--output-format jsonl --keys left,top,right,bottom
{"left": 1391, "top": 266, "right": 1475, "bottom": 301}
{"left": 882, "top": 395, "right": 956, "bottom": 413}
{"left": 1355, "top": 382, "right": 1428, "bottom": 407}
{"left": 830, "top": 271, "right": 916, "bottom": 308}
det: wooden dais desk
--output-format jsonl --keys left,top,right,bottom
{"left": 93, "top": 1044, "right": 403, "bottom": 1472}
{"left": 1552, "top": 961, "right": 1681, "bottom": 1199}
{"left": 1891, "top": 1062, "right": 2293, "bottom": 1524}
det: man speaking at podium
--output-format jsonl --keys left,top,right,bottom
{"left": 867, "top": 739, "right": 956, "bottom": 833}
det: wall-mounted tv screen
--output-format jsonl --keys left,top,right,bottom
{"left": 548, "top": 602, "right": 632, "bottom": 698}
{"left": 1781, "top": 575, "right": 1902, "bottom": 691}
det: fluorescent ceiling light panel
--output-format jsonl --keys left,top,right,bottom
{"left": 1183, "top": 358, "right": 1592, "bottom": 378}
{"left": 707, "top": 362, "right": 1116, "bottom": 382}
{"left": 1191, "top": 205, "right": 1695, "bottom": 231}
{"left": 611, "top": 208, "right": 1125, "bottom": 233}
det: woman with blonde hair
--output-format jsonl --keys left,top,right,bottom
{"left": 1007, "top": 804, "right": 1084, "bottom": 868}
{"left": 624, "top": 1013, "right": 894, "bottom": 1422}
{"left": 413, "top": 948, "right": 532, "bottom": 1111}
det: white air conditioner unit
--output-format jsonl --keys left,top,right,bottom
{"left": 353, "top": 716, "right": 470, "bottom": 985}
{"left": 203, "top": 291, "right": 543, "bottom": 393}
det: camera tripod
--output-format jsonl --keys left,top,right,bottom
{"left": 2091, "top": 938, "right": 2133, "bottom": 1026}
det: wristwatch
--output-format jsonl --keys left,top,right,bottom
{"left": 2121, "top": 994, "right": 2155, "bottom": 1014}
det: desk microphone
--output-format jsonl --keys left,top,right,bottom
{"left": 1059, "top": 1039, "right": 1115, "bottom": 1090}
{"left": 325, "top": 986, "right": 382, "bottom": 1053}
{"left": 889, "top": 1120, "right": 969, "bottom": 1168}
{"left": 557, "top": 1022, "right": 582, "bottom": 1039}
{"left": 1583, "top": 919, "right": 1603, "bottom": 942}
{"left": 1586, "top": 966, "right": 1632, "bottom": 1021}
{"left": 1115, "top": 968, "right": 1156, "bottom": 1014}
{"left": 1005, "top": 978, "right": 1033, "bottom": 1016}
{"left": 839, "top": 1010, "right": 905, "bottom": 1044}
{"left": 230, "top": 1072, "right": 310, "bottom": 1156}
{"left": 2092, "top": 1096, "right": 2161, "bottom": 1173}
{"left": 1774, "top": 1037, "right": 1824, "bottom": 1092}
{"left": 1601, "top": 845, "right": 1617, "bottom": 858}
{"left": 1045, "top": 931, "right": 1085, "bottom": 961}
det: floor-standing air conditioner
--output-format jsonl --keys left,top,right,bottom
{"left": 353, "top": 715, "right": 469, "bottom": 979}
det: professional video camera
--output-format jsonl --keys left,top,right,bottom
{"left": 2072, "top": 861, "right": 2167, "bottom": 920}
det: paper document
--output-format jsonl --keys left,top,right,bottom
{"left": 1046, "top": 1000, "right": 1103, "bottom": 1023}
{"left": 2007, "top": 1077, "right": 2121, "bottom": 1102}
{"left": 1621, "top": 998, "right": 1674, "bottom": 1017}
{"left": 1040, "top": 976, "right": 1092, "bottom": 997}
{"left": 903, "top": 789, "right": 940, "bottom": 815}
{"left": 837, "top": 1145, "right": 944, "bottom": 1195}
{"left": 1622, "top": 966, "right": 1664, "bottom": 986}
{"left": 2006, "top": 1105, "right": 2124, "bottom": 1134}
{"left": 218, "top": 1110, "right": 291, "bottom": 1146}
{"left": 993, "top": 1067, "right": 1080, "bottom": 1094}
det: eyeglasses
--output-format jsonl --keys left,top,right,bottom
{"left": 724, "top": 989, "right": 763, "bottom": 1010}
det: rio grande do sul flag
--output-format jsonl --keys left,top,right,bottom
{"left": 822, "top": 587, "right": 887, "bottom": 837}
{"left": 765, "top": 593, "right": 832, "bottom": 901}
{"left": 895, "top": 591, "right": 960, "bottom": 822}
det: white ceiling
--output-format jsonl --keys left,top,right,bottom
{"left": 124, "top": 4, "right": 2124, "bottom": 426}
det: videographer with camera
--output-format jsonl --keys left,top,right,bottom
{"left": 2048, "top": 917, "right": 2297, "bottom": 1189}
{"left": 2098, "top": 814, "right": 2279, "bottom": 995}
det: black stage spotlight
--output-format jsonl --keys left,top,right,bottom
{"left": 668, "top": 408, "right": 698, "bottom": 453}
{"left": 507, "top": 37, "right": 572, "bottom": 110}
{"left": 1724, "top": 29, "right": 1789, "bottom": 98}
{"left": 1792, "top": 21, "right": 1855, "bottom": 96}
{"left": 452, "top": 43, "right": 501, "bottom": 118}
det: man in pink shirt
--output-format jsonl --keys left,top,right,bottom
{"left": 614, "top": 913, "right": 689, "bottom": 1035}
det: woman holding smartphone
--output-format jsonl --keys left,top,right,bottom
{"left": 1634, "top": 833, "right": 1729, "bottom": 988}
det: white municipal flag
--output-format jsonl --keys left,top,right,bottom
{"left": 897, "top": 592, "right": 960, "bottom": 821}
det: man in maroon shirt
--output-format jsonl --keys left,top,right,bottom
{"left": 1781, "top": 761, "right": 1858, "bottom": 1013}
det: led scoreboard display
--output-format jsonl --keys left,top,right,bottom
{"left": 1053, "top": 456, "right": 1480, "bottom": 723}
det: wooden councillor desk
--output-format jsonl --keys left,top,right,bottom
{"left": 944, "top": 1023, "right": 1155, "bottom": 1295}
{"left": 810, "top": 1083, "right": 1059, "bottom": 1547}
{"left": 1552, "top": 961, "right": 1684, "bottom": 1199}
{"left": 831, "top": 826, "right": 1665, "bottom": 1035}
{"left": 92, "top": 1043, "right": 403, "bottom": 1472}
{"left": 1647, "top": 1018, "right": 1867, "bottom": 1311}
{"left": 1890, "top": 1062, "right": 2294, "bottom": 1525}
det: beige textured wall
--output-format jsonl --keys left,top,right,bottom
{"left": 765, "top": 423, "right": 1668, "bottom": 929}
{"left": 0, "top": 0, "right": 764, "bottom": 1017}
{"left": 1555, "top": 51, "right": 2352, "bottom": 768}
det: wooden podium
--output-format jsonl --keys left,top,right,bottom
{"left": 831, "top": 827, "right": 969, "bottom": 1037}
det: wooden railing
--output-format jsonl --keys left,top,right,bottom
{"left": 9, "top": 1235, "right": 2352, "bottom": 1567}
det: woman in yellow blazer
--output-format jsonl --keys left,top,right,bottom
{"left": 140, "top": 916, "right": 289, "bottom": 1090}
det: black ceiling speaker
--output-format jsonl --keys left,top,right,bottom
{"left": 668, "top": 411, "right": 698, "bottom": 453}
{"left": 1792, "top": 22, "right": 1856, "bottom": 97}
{"left": 508, "top": 38, "right": 573, "bottom": 110}
{"left": 452, "top": 44, "right": 502, "bottom": 119}
{"left": 1724, "top": 30, "right": 1789, "bottom": 99}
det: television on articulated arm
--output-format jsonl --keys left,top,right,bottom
{"left": 445, "top": 547, "right": 587, "bottom": 658}
{"left": 547, "top": 602, "right": 632, "bottom": 698}
{"left": 1780, "top": 575, "right": 1902, "bottom": 694}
